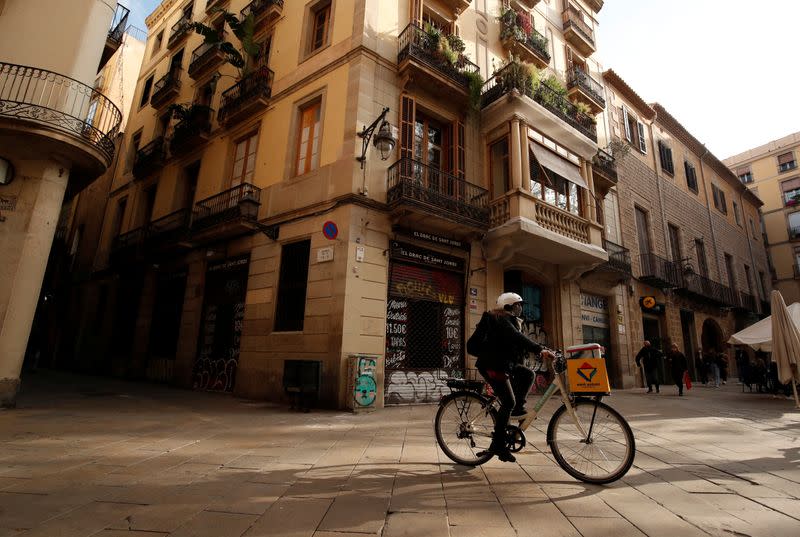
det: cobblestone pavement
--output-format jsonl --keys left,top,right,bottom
{"left": 1, "top": 372, "right": 799, "bottom": 537}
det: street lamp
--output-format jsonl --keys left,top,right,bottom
{"left": 356, "top": 107, "right": 396, "bottom": 168}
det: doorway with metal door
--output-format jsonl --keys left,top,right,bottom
{"left": 642, "top": 315, "right": 667, "bottom": 385}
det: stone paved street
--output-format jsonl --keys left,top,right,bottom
{"left": 1, "top": 372, "right": 799, "bottom": 537}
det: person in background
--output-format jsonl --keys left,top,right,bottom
{"left": 667, "top": 343, "right": 689, "bottom": 396}
{"left": 735, "top": 348, "right": 747, "bottom": 385}
{"left": 696, "top": 350, "right": 708, "bottom": 385}
{"left": 717, "top": 350, "right": 729, "bottom": 386}
{"left": 635, "top": 340, "right": 663, "bottom": 393}
{"left": 706, "top": 350, "right": 721, "bottom": 388}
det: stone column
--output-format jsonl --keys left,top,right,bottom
{"left": 583, "top": 160, "right": 597, "bottom": 223}
{"left": 510, "top": 117, "right": 522, "bottom": 190}
{"left": 519, "top": 121, "right": 530, "bottom": 190}
{"left": 0, "top": 163, "right": 68, "bottom": 407}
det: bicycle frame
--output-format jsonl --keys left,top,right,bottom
{"left": 517, "top": 372, "right": 589, "bottom": 438}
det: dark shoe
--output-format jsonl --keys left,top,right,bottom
{"left": 511, "top": 407, "right": 530, "bottom": 420}
{"left": 489, "top": 436, "right": 517, "bottom": 463}
{"left": 646, "top": 388, "right": 653, "bottom": 393}
{"left": 656, "top": 387, "right": 660, "bottom": 393}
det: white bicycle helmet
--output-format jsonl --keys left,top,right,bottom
{"left": 497, "top": 292, "right": 523, "bottom": 308}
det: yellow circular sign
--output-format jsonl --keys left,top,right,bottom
{"left": 642, "top": 296, "right": 656, "bottom": 309}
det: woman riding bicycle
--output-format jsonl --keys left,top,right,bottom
{"left": 469, "top": 292, "right": 554, "bottom": 462}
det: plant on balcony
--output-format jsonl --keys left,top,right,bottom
{"left": 573, "top": 100, "right": 596, "bottom": 124}
{"left": 499, "top": 7, "right": 525, "bottom": 42}
{"left": 168, "top": 103, "right": 212, "bottom": 152}
{"left": 446, "top": 34, "right": 466, "bottom": 54}
{"left": 464, "top": 70, "right": 485, "bottom": 112}
{"left": 189, "top": 7, "right": 261, "bottom": 77}
{"left": 787, "top": 194, "right": 800, "bottom": 207}
{"left": 495, "top": 55, "right": 540, "bottom": 95}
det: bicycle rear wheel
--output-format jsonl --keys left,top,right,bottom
{"left": 435, "top": 391, "right": 496, "bottom": 466}
{"left": 547, "top": 399, "right": 635, "bottom": 484}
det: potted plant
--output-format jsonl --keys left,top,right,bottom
{"left": 189, "top": 7, "right": 262, "bottom": 78}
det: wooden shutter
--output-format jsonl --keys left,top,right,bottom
{"left": 779, "top": 152, "right": 794, "bottom": 165}
{"left": 455, "top": 120, "right": 465, "bottom": 181}
{"left": 399, "top": 94, "right": 416, "bottom": 182}
{"left": 637, "top": 122, "right": 647, "bottom": 153}
{"left": 622, "top": 106, "right": 631, "bottom": 141}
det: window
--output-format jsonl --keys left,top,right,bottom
{"left": 232, "top": 132, "right": 259, "bottom": 186}
{"left": 733, "top": 200, "right": 741, "bottom": 226}
{"left": 169, "top": 49, "right": 184, "bottom": 74}
{"left": 111, "top": 197, "right": 127, "bottom": 238}
{"left": 736, "top": 165, "right": 753, "bottom": 184}
{"left": 668, "top": 224, "right": 681, "bottom": 262}
{"left": 749, "top": 217, "right": 757, "bottom": 238}
{"left": 711, "top": 184, "right": 727, "bottom": 214}
{"left": 274, "top": 240, "right": 311, "bottom": 331}
{"left": 637, "top": 122, "right": 646, "bottom": 153}
{"left": 684, "top": 161, "right": 698, "bottom": 192}
{"left": 295, "top": 100, "right": 321, "bottom": 176}
{"left": 530, "top": 153, "right": 582, "bottom": 216}
{"left": 621, "top": 106, "right": 647, "bottom": 154}
{"left": 778, "top": 152, "right": 797, "bottom": 173}
{"left": 784, "top": 187, "right": 800, "bottom": 206}
{"left": 695, "top": 239, "right": 708, "bottom": 277}
{"left": 744, "top": 264, "right": 754, "bottom": 295}
{"left": 308, "top": 0, "right": 331, "bottom": 54}
{"left": 126, "top": 131, "right": 142, "bottom": 172}
{"left": 724, "top": 253, "right": 736, "bottom": 288}
{"left": 152, "top": 30, "right": 164, "bottom": 57}
{"left": 140, "top": 186, "right": 157, "bottom": 225}
{"left": 657, "top": 140, "right": 674, "bottom": 175}
{"left": 789, "top": 212, "right": 800, "bottom": 239}
{"left": 140, "top": 75, "right": 154, "bottom": 108}
{"left": 635, "top": 207, "right": 651, "bottom": 256}
{"left": 491, "top": 137, "right": 509, "bottom": 198}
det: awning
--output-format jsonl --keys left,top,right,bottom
{"left": 530, "top": 143, "right": 588, "bottom": 190}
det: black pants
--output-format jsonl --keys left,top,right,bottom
{"left": 644, "top": 369, "right": 659, "bottom": 391}
{"left": 479, "top": 364, "right": 535, "bottom": 445}
{"left": 673, "top": 369, "right": 685, "bottom": 395}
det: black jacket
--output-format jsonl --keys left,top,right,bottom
{"left": 635, "top": 346, "right": 662, "bottom": 372}
{"left": 473, "top": 311, "right": 542, "bottom": 373}
{"left": 667, "top": 350, "right": 688, "bottom": 375}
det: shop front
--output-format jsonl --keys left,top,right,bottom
{"left": 384, "top": 240, "right": 466, "bottom": 404}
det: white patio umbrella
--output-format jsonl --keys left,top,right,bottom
{"left": 727, "top": 302, "right": 800, "bottom": 351}
{"left": 770, "top": 290, "right": 800, "bottom": 408}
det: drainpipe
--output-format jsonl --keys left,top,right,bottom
{"left": 646, "top": 109, "right": 670, "bottom": 269}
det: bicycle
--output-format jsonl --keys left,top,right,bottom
{"left": 434, "top": 350, "right": 636, "bottom": 484}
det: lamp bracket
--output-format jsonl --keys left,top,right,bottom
{"left": 254, "top": 222, "right": 279, "bottom": 241}
{"left": 356, "top": 107, "right": 391, "bottom": 169}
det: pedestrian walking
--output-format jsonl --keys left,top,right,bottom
{"left": 635, "top": 340, "right": 662, "bottom": 393}
{"left": 696, "top": 350, "right": 708, "bottom": 385}
{"left": 735, "top": 348, "right": 747, "bottom": 384}
{"left": 717, "top": 351, "right": 729, "bottom": 385}
{"left": 667, "top": 343, "right": 689, "bottom": 396}
{"left": 705, "top": 350, "right": 721, "bottom": 388}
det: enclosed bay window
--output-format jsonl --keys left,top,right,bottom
{"left": 529, "top": 145, "right": 583, "bottom": 216}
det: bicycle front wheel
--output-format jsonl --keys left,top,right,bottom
{"left": 435, "top": 392, "right": 496, "bottom": 466}
{"left": 548, "top": 399, "right": 635, "bottom": 484}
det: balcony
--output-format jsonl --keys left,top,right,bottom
{"left": 100, "top": 4, "right": 130, "bottom": 70}
{"left": 149, "top": 70, "right": 181, "bottom": 109}
{"left": 736, "top": 291, "right": 757, "bottom": 313}
{"left": 218, "top": 67, "right": 273, "bottom": 125}
{"left": 676, "top": 270, "right": 737, "bottom": 307}
{"left": 110, "top": 226, "right": 147, "bottom": 265}
{"left": 562, "top": 5, "right": 596, "bottom": 56}
{"left": 188, "top": 40, "right": 226, "bottom": 79}
{"left": 206, "top": 0, "right": 229, "bottom": 15}
{"left": 146, "top": 209, "right": 191, "bottom": 252}
{"left": 591, "top": 148, "right": 617, "bottom": 197}
{"left": 0, "top": 62, "right": 122, "bottom": 184}
{"left": 789, "top": 225, "right": 800, "bottom": 240}
{"left": 638, "top": 253, "right": 680, "bottom": 288}
{"left": 168, "top": 17, "right": 193, "bottom": 49}
{"left": 500, "top": 16, "right": 550, "bottom": 69}
{"left": 240, "top": 0, "right": 283, "bottom": 29}
{"left": 132, "top": 137, "right": 166, "bottom": 180}
{"left": 169, "top": 106, "right": 213, "bottom": 156}
{"left": 583, "top": 238, "right": 631, "bottom": 287}
{"left": 397, "top": 23, "right": 480, "bottom": 106}
{"left": 191, "top": 183, "right": 262, "bottom": 243}
{"left": 387, "top": 158, "right": 489, "bottom": 236}
{"left": 515, "top": 0, "right": 543, "bottom": 8}
{"left": 439, "top": 0, "right": 471, "bottom": 14}
{"left": 484, "top": 190, "right": 606, "bottom": 274}
{"left": 482, "top": 63, "right": 597, "bottom": 155}
{"left": 566, "top": 66, "right": 605, "bottom": 113}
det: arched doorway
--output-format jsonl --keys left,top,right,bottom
{"left": 701, "top": 318, "right": 724, "bottom": 354}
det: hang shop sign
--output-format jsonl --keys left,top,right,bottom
{"left": 394, "top": 227, "right": 470, "bottom": 251}
{"left": 390, "top": 241, "right": 465, "bottom": 272}
{"left": 639, "top": 296, "right": 666, "bottom": 314}
{"left": 580, "top": 292, "right": 609, "bottom": 328}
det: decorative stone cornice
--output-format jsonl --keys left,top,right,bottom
{"left": 145, "top": 0, "right": 180, "bottom": 29}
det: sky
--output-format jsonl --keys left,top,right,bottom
{"left": 124, "top": 0, "right": 800, "bottom": 160}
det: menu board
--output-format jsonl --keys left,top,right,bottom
{"left": 385, "top": 297, "right": 408, "bottom": 369}
{"left": 441, "top": 305, "right": 462, "bottom": 369}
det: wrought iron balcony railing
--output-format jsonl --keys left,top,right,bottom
{"left": 563, "top": 5, "right": 595, "bottom": 46}
{"left": 108, "top": 4, "right": 130, "bottom": 45}
{"left": 132, "top": 137, "right": 166, "bottom": 179}
{"left": 398, "top": 23, "right": 480, "bottom": 90}
{"left": 240, "top": 0, "right": 284, "bottom": 21}
{"left": 678, "top": 270, "right": 737, "bottom": 306}
{"left": 218, "top": 67, "right": 273, "bottom": 123}
{"left": 0, "top": 62, "right": 122, "bottom": 165}
{"left": 738, "top": 291, "right": 757, "bottom": 312}
{"left": 169, "top": 106, "right": 213, "bottom": 155}
{"left": 388, "top": 158, "right": 490, "bottom": 229}
{"left": 592, "top": 148, "right": 617, "bottom": 181}
{"left": 111, "top": 226, "right": 147, "bottom": 256}
{"left": 189, "top": 38, "right": 226, "bottom": 77}
{"left": 192, "top": 183, "right": 261, "bottom": 231}
{"left": 566, "top": 66, "right": 605, "bottom": 106}
{"left": 168, "top": 17, "right": 193, "bottom": 47}
{"left": 602, "top": 239, "right": 631, "bottom": 275}
{"left": 482, "top": 64, "right": 597, "bottom": 142}
{"left": 638, "top": 252, "right": 680, "bottom": 288}
{"left": 789, "top": 226, "right": 800, "bottom": 240}
{"left": 150, "top": 70, "right": 181, "bottom": 107}
{"left": 500, "top": 18, "right": 550, "bottom": 66}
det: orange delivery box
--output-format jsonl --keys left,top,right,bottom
{"left": 565, "top": 343, "right": 611, "bottom": 394}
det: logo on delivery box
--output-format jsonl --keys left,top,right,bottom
{"left": 576, "top": 362, "right": 597, "bottom": 382}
